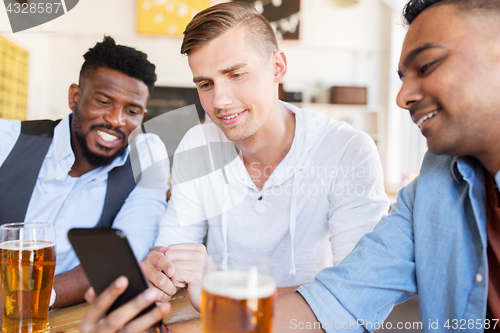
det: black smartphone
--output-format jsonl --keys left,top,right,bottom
{"left": 68, "top": 228, "right": 159, "bottom": 322}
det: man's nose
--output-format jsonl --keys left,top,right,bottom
{"left": 396, "top": 78, "right": 424, "bottom": 110}
{"left": 104, "top": 107, "right": 126, "bottom": 127}
{"left": 212, "top": 82, "right": 233, "bottom": 109}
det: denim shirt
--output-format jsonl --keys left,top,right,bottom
{"left": 299, "top": 151, "right": 500, "bottom": 332}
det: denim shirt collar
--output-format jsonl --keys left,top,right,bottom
{"left": 451, "top": 156, "right": 483, "bottom": 184}
{"left": 453, "top": 156, "right": 500, "bottom": 189}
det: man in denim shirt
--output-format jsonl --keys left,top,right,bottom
{"left": 270, "top": 0, "right": 500, "bottom": 332}
{"left": 77, "top": 0, "right": 500, "bottom": 332}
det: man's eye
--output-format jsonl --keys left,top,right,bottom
{"left": 97, "top": 100, "right": 108, "bottom": 105}
{"left": 419, "top": 64, "right": 429, "bottom": 74}
{"left": 419, "top": 61, "right": 437, "bottom": 75}
{"left": 199, "top": 82, "right": 211, "bottom": 90}
{"left": 128, "top": 109, "right": 139, "bottom": 115}
{"left": 232, "top": 73, "right": 244, "bottom": 79}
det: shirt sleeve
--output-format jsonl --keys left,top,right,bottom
{"left": 112, "top": 184, "right": 167, "bottom": 262}
{"left": 327, "top": 131, "right": 389, "bottom": 265}
{"left": 298, "top": 179, "right": 418, "bottom": 333}
{"left": 154, "top": 127, "right": 210, "bottom": 248}
{"left": 154, "top": 191, "right": 208, "bottom": 248}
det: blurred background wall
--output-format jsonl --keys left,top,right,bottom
{"left": 0, "top": 0, "right": 428, "bottom": 192}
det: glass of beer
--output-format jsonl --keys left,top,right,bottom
{"left": 0, "top": 223, "right": 56, "bottom": 333}
{"left": 200, "top": 253, "right": 276, "bottom": 333}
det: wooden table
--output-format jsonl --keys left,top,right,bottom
{"left": 48, "top": 289, "right": 200, "bottom": 333}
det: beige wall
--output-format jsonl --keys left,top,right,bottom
{"left": 0, "top": 0, "right": 392, "bottom": 120}
{"left": 2, "top": 0, "right": 430, "bottom": 186}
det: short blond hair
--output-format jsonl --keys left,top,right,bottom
{"left": 181, "top": 2, "right": 279, "bottom": 59}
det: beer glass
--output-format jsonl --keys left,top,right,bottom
{"left": 0, "top": 223, "right": 56, "bottom": 333}
{"left": 200, "top": 253, "right": 276, "bottom": 333}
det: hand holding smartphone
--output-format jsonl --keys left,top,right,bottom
{"left": 68, "top": 228, "right": 160, "bottom": 321}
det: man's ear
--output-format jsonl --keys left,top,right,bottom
{"left": 272, "top": 50, "right": 287, "bottom": 83}
{"left": 68, "top": 83, "right": 81, "bottom": 112}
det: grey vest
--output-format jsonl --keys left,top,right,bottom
{"left": 0, "top": 119, "right": 136, "bottom": 227}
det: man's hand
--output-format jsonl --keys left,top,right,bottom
{"left": 161, "top": 244, "right": 207, "bottom": 311}
{"left": 142, "top": 244, "right": 207, "bottom": 311}
{"left": 79, "top": 276, "right": 171, "bottom": 333}
{"left": 140, "top": 250, "right": 177, "bottom": 303}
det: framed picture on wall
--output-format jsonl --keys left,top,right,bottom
{"left": 0, "top": 36, "right": 28, "bottom": 120}
{"left": 238, "top": 0, "right": 300, "bottom": 40}
{"left": 137, "top": 0, "right": 211, "bottom": 36}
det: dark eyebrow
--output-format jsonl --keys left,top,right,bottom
{"left": 95, "top": 91, "right": 144, "bottom": 110}
{"left": 95, "top": 91, "right": 113, "bottom": 100}
{"left": 398, "top": 42, "right": 443, "bottom": 80}
{"left": 193, "top": 63, "right": 247, "bottom": 83}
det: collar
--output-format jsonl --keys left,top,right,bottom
{"left": 53, "top": 115, "right": 75, "bottom": 168}
{"left": 53, "top": 114, "right": 129, "bottom": 175}
{"left": 451, "top": 155, "right": 481, "bottom": 184}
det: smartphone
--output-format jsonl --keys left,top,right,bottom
{"left": 68, "top": 228, "right": 159, "bottom": 321}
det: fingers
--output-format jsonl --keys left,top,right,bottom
{"left": 163, "top": 243, "right": 206, "bottom": 251}
{"left": 119, "top": 303, "right": 170, "bottom": 333}
{"left": 141, "top": 260, "right": 177, "bottom": 298}
{"left": 80, "top": 286, "right": 166, "bottom": 333}
{"left": 160, "top": 244, "right": 206, "bottom": 313}
{"left": 163, "top": 244, "right": 207, "bottom": 262}
{"left": 84, "top": 287, "right": 97, "bottom": 304}
{"left": 145, "top": 251, "right": 176, "bottom": 277}
{"left": 167, "top": 261, "right": 202, "bottom": 288}
{"left": 79, "top": 276, "right": 129, "bottom": 333}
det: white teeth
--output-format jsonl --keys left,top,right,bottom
{"left": 222, "top": 113, "right": 240, "bottom": 120}
{"left": 417, "top": 110, "right": 438, "bottom": 128}
{"left": 97, "top": 130, "right": 119, "bottom": 142}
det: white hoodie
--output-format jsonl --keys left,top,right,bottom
{"left": 155, "top": 101, "right": 389, "bottom": 287}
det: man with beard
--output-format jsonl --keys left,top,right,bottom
{"left": 0, "top": 36, "right": 167, "bottom": 308}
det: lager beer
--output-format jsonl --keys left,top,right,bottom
{"left": 201, "top": 270, "right": 276, "bottom": 333}
{"left": 0, "top": 240, "right": 56, "bottom": 333}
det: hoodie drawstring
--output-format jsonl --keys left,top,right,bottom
{"left": 289, "top": 173, "right": 298, "bottom": 277}
{"left": 222, "top": 178, "right": 235, "bottom": 269}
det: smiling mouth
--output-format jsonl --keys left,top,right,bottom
{"left": 416, "top": 110, "right": 439, "bottom": 128}
{"left": 96, "top": 130, "right": 119, "bottom": 142}
{"left": 221, "top": 112, "right": 243, "bottom": 120}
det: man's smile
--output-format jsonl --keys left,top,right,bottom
{"left": 413, "top": 110, "right": 439, "bottom": 128}
{"left": 93, "top": 128, "right": 123, "bottom": 149}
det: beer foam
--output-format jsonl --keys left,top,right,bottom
{"left": 203, "top": 271, "right": 276, "bottom": 300}
{"left": 0, "top": 240, "right": 55, "bottom": 251}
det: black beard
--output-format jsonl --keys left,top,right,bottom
{"left": 72, "top": 113, "right": 127, "bottom": 168}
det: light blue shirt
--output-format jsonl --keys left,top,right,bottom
{"left": 299, "top": 151, "right": 500, "bottom": 332}
{"left": 0, "top": 115, "right": 167, "bottom": 275}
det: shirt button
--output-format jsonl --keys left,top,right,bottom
{"left": 56, "top": 176, "right": 61, "bottom": 181}
{"left": 476, "top": 273, "right": 483, "bottom": 283}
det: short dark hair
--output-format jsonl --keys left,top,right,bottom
{"left": 403, "top": 0, "right": 500, "bottom": 26}
{"left": 181, "top": 1, "right": 278, "bottom": 59}
{"left": 80, "top": 36, "right": 157, "bottom": 93}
